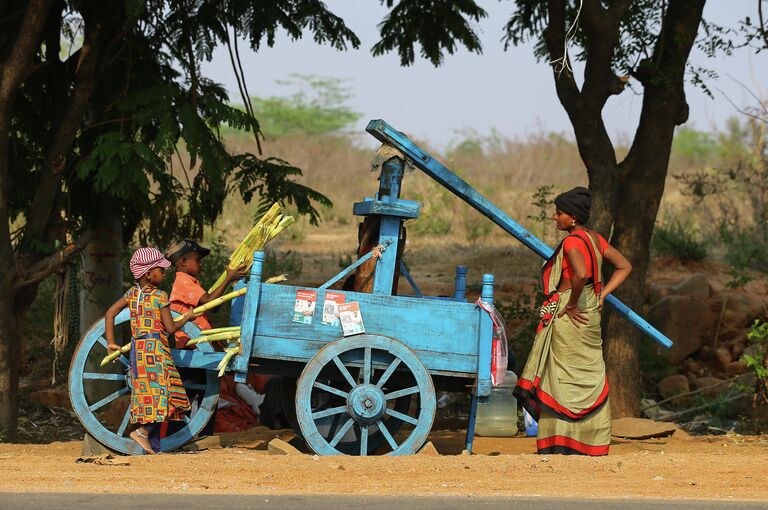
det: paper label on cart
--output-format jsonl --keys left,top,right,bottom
{"left": 292, "top": 290, "right": 317, "bottom": 324}
{"left": 322, "top": 291, "right": 346, "bottom": 326}
{"left": 338, "top": 301, "right": 365, "bottom": 336}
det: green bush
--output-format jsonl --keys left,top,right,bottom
{"left": 651, "top": 217, "right": 708, "bottom": 261}
{"left": 720, "top": 225, "right": 768, "bottom": 273}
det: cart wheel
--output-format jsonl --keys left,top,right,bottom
{"left": 296, "top": 334, "right": 436, "bottom": 456}
{"left": 283, "top": 376, "right": 412, "bottom": 452}
{"left": 68, "top": 309, "right": 220, "bottom": 455}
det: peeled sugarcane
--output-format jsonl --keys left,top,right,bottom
{"left": 100, "top": 343, "right": 131, "bottom": 367}
{"left": 217, "top": 346, "right": 240, "bottom": 377}
{"left": 186, "top": 329, "right": 241, "bottom": 347}
{"left": 195, "top": 326, "right": 241, "bottom": 336}
{"left": 208, "top": 203, "right": 295, "bottom": 293}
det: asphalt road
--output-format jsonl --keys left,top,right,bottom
{"left": 1, "top": 494, "right": 765, "bottom": 510}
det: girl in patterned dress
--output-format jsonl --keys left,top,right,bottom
{"left": 104, "top": 247, "right": 199, "bottom": 454}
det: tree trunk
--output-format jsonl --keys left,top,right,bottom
{"left": 0, "top": 281, "right": 20, "bottom": 440}
{"left": 604, "top": 0, "right": 706, "bottom": 417}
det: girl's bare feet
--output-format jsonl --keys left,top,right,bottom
{"left": 130, "top": 428, "right": 155, "bottom": 455}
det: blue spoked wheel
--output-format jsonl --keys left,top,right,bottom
{"left": 296, "top": 334, "right": 436, "bottom": 456}
{"left": 68, "top": 309, "right": 220, "bottom": 455}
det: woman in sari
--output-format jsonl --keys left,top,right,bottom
{"left": 514, "top": 186, "right": 632, "bottom": 455}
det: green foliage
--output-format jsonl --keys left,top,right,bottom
{"left": 718, "top": 224, "right": 768, "bottom": 287}
{"left": 672, "top": 127, "right": 718, "bottom": 167}
{"left": 372, "top": 0, "right": 487, "bottom": 66}
{"left": 233, "top": 75, "right": 360, "bottom": 138}
{"left": 743, "top": 321, "right": 768, "bottom": 405}
{"left": 526, "top": 184, "right": 555, "bottom": 240}
{"left": 651, "top": 216, "right": 708, "bottom": 262}
{"left": 263, "top": 249, "right": 303, "bottom": 278}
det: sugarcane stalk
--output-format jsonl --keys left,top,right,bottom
{"left": 198, "top": 326, "right": 241, "bottom": 336}
{"left": 186, "top": 331, "right": 241, "bottom": 346}
{"left": 265, "top": 274, "right": 288, "bottom": 284}
{"left": 217, "top": 346, "right": 240, "bottom": 377}
{"left": 173, "top": 287, "right": 247, "bottom": 322}
{"left": 100, "top": 343, "right": 130, "bottom": 367}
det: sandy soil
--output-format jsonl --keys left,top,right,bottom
{"left": 2, "top": 429, "right": 767, "bottom": 501}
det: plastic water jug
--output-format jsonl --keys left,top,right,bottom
{"left": 474, "top": 370, "right": 519, "bottom": 437}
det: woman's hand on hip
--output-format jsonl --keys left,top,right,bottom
{"left": 557, "top": 305, "right": 588, "bottom": 328}
{"left": 598, "top": 291, "right": 609, "bottom": 311}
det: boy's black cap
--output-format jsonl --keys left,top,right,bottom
{"left": 165, "top": 239, "right": 211, "bottom": 264}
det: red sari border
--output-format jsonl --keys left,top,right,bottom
{"left": 537, "top": 435, "right": 609, "bottom": 456}
{"left": 516, "top": 375, "right": 609, "bottom": 422}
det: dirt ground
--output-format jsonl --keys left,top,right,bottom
{"left": 2, "top": 428, "right": 767, "bottom": 501}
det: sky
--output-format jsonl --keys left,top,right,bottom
{"left": 202, "top": 1, "right": 768, "bottom": 147}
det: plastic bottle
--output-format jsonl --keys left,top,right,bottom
{"left": 474, "top": 370, "right": 519, "bottom": 437}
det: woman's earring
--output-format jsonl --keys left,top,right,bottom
{"left": 571, "top": 220, "right": 576, "bottom": 227}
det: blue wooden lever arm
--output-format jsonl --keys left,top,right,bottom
{"left": 366, "top": 119, "right": 673, "bottom": 349}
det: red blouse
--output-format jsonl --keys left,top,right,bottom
{"left": 561, "top": 231, "right": 609, "bottom": 280}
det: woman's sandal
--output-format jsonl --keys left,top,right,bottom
{"left": 129, "top": 428, "right": 156, "bottom": 455}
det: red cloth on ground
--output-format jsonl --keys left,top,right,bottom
{"left": 169, "top": 271, "right": 213, "bottom": 348}
{"left": 561, "top": 231, "right": 608, "bottom": 281}
{"left": 214, "top": 375, "right": 263, "bottom": 434}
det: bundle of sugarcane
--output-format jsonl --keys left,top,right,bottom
{"left": 208, "top": 203, "right": 295, "bottom": 293}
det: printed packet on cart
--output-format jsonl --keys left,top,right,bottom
{"left": 338, "top": 301, "right": 365, "bottom": 336}
{"left": 292, "top": 289, "right": 317, "bottom": 324}
{"left": 322, "top": 291, "right": 346, "bottom": 326}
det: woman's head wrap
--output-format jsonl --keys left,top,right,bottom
{"left": 129, "top": 247, "right": 171, "bottom": 280}
{"left": 554, "top": 186, "right": 591, "bottom": 225}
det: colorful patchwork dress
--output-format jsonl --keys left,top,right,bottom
{"left": 125, "top": 285, "right": 191, "bottom": 424}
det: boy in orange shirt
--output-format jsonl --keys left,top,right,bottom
{"left": 165, "top": 239, "right": 245, "bottom": 348}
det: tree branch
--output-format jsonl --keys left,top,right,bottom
{"left": 13, "top": 231, "right": 92, "bottom": 291}
{"left": 0, "top": 0, "right": 53, "bottom": 268}
{"left": 543, "top": 0, "right": 580, "bottom": 114}
{"left": 22, "top": 4, "right": 121, "bottom": 250}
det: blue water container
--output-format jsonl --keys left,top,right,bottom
{"left": 523, "top": 407, "right": 538, "bottom": 437}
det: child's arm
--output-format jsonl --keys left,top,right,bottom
{"left": 105, "top": 297, "right": 129, "bottom": 355}
{"left": 160, "top": 305, "right": 199, "bottom": 335}
{"left": 198, "top": 264, "right": 248, "bottom": 305}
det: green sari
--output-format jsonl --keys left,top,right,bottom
{"left": 514, "top": 230, "right": 611, "bottom": 456}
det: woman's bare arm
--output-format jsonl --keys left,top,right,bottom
{"left": 599, "top": 245, "right": 633, "bottom": 308}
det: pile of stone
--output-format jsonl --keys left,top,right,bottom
{"left": 646, "top": 273, "right": 766, "bottom": 402}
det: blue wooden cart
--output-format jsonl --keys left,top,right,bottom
{"left": 69, "top": 119, "right": 672, "bottom": 456}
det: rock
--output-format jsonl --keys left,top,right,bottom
{"left": 693, "top": 376, "right": 725, "bottom": 396}
{"left": 731, "top": 343, "right": 745, "bottom": 360}
{"left": 81, "top": 433, "right": 114, "bottom": 456}
{"left": 611, "top": 418, "right": 678, "bottom": 439}
{"left": 418, "top": 441, "right": 440, "bottom": 456}
{"left": 725, "top": 361, "right": 747, "bottom": 376}
{"left": 721, "top": 293, "right": 766, "bottom": 331}
{"left": 648, "top": 281, "right": 677, "bottom": 305}
{"left": 182, "top": 435, "right": 222, "bottom": 452}
{"left": 648, "top": 295, "right": 715, "bottom": 363}
{"left": 671, "top": 428, "right": 692, "bottom": 440}
{"left": 714, "top": 348, "right": 732, "bottom": 372}
{"left": 683, "top": 359, "right": 703, "bottom": 376}
{"left": 673, "top": 273, "right": 712, "bottom": 301}
{"left": 686, "top": 372, "right": 698, "bottom": 387}
{"left": 658, "top": 374, "right": 690, "bottom": 399}
{"left": 267, "top": 438, "right": 302, "bottom": 455}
